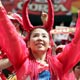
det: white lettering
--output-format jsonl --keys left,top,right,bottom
{"left": 54, "top": 4, "right": 68, "bottom": 12}
{"left": 29, "top": 3, "right": 48, "bottom": 12}
{"left": 17, "top": 1, "right": 68, "bottom": 13}
{"left": 17, "top": 2, "right": 23, "bottom": 10}
{"left": 54, "top": 0, "right": 66, "bottom": 4}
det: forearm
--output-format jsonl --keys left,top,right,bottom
{"left": 57, "top": 32, "right": 80, "bottom": 73}
{"left": 0, "top": 58, "right": 12, "bottom": 70}
{"left": 57, "top": 14, "right": 80, "bottom": 72}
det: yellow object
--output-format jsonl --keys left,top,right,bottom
{"left": 7, "top": 74, "right": 17, "bottom": 80}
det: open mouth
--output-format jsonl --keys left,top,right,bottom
{"left": 36, "top": 42, "right": 44, "bottom": 46}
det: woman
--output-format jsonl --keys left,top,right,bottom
{"left": 0, "top": 0, "right": 80, "bottom": 80}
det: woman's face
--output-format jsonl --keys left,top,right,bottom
{"left": 28, "top": 28, "right": 50, "bottom": 54}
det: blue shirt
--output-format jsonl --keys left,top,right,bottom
{"left": 39, "top": 70, "right": 51, "bottom": 80}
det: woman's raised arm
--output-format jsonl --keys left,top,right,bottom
{"left": 57, "top": 11, "right": 80, "bottom": 74}
{"left": 0, "top": 0, "right": 27, "bottom": 69}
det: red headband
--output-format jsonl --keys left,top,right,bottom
{"left": 22, "top": 0, "right": 54, "bottom": 47}
{"left": 22, "top": 0, "right": 54, "bottom": 33}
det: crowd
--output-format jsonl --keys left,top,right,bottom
{"left": 0, "top": 0, "right": 80, "bottom": 80}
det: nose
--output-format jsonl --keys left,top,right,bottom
{"left": 38, "top": 35, "right": 43, "bottom": 40}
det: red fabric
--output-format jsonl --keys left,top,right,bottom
{"left": 0, "top": 73, "right": 6, "bottom": 80}
{"left": 0, "top": 1, "right": 80, "bottom": 80}
{"left": 22, "top": 0, "right": 34, "bottom": 32}
{"left": 22, "top": 0, "right": 54, "bottom": 32}
{"left": 61, "top": 71, "right": 76, "bottom": 80}
{"left": 22, "top": 0, "right": 54, "bottom": 46}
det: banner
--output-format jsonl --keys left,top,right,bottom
{"left": 51, "top": 26, "right": 75, "bottom": 43}
{"left": 50, "top": 26, "right": 75, "bottom": 34}
{"left": 26, "top": 0, "right": 72, "bottom": 15}
{"left": 2, "top": 0, "right": 79, "bottom": 15}
{"left": 54, "top": 0, "right": 72, "bottom": 15}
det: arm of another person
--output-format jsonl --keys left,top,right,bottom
{"left": 0, "top": 58, "right": 11, "bottom": 71}
{"left": 57, "top": 11, "right": 80, "bottom": 74}
{"left": 0, "top": 0, "right": 28, "bottom": 70}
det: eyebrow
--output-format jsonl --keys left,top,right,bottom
{"left": 33, "top": 32, "right": 48, "bottom": 35}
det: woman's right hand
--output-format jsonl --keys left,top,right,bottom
{"left": 41, "top": 12, "right": 48, "bottom": 24}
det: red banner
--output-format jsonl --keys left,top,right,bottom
{"left": 2, "top": 0, "right": 79, "bottom": 16}
{"left": 54, "top": 0, "right": 72, "bottom": 15}
{"left": 25, "top": 0, "right": 72, "bottom": 15}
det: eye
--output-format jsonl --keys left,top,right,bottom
{"left": 42, "top": 34, "right": 47, "bottom": 38}
{"left": 33, "top": 34, "right": 39, "bottom": 37}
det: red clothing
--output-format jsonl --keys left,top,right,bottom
{"left": 61, "top": 71, "right": 76, "bottom": 80}
{"left": 0, "top": 1, "right": 80, "bottom": 80}
{"left": 0, "top": 72, "right": 6, "bottom": 80}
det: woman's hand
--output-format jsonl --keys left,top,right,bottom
{"left": 41, "top": 12, "right": 48, "bottom": 24}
